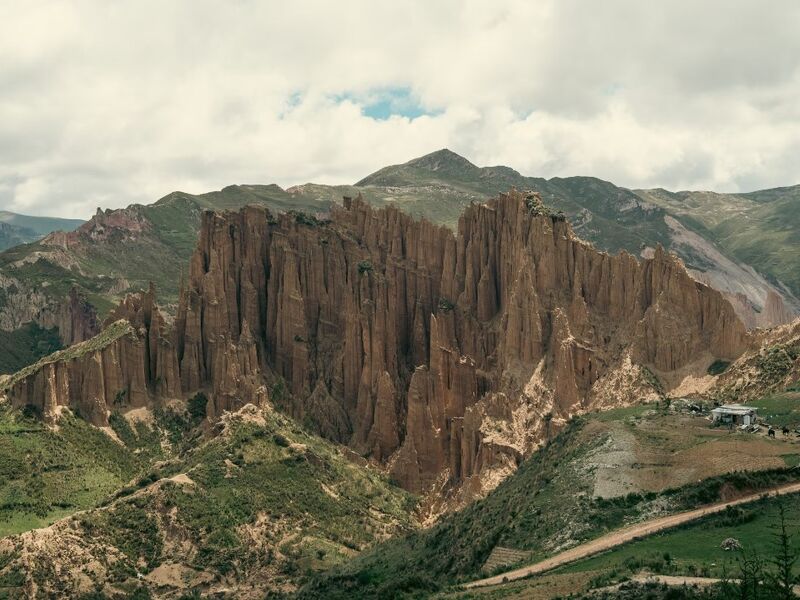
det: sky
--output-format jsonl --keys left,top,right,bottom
{"left": 1, "top": 1, "right": 799, "bottom": 219}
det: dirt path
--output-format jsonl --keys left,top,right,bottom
{"left": 464, "top": 481, "right": 800, "bottom": 589}
{"left": 612, "top": 574, "right": 800, "bottom": 594}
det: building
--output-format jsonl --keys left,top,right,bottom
{"left": 711, "top": 404, "right": 758, "bottom": 426}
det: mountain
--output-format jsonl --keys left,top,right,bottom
{"left": 2, "top": 192, "right": 746, "bottom": 509}
{"left": 0, "top": 186, "right": 330, "bottom": 373}
{"left": 0, "top": 149, "right": 796, "bottom": 373}
{"left": 0, "top": 210, "right": 84, "bottom": 251}
{"left": 296, "top": 150, "right": 799, "bottom": 326}
{"left": 0, "top": 188, "right": 798, "bottom": 598}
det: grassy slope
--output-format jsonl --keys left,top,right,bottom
{"left": 558, "top": 492, "right": 800, "bottom": 582}
{"left": 637, "top": 184, "right": 800, "bottom": 297}
{"left": 0, "top": 322, "right": 61, "bottom": 374}
{"left": 0, "top": 405, "right": 145, "bottom": 537}
{"left": 0, "top": 211, "right": 84, "bottom": 252}
{"left": 0, "top": 405, "right": 416, "bottom": 598}
{"left": 301, "top": 405, "right": 800, "bottom": 599}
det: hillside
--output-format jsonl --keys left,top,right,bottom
{"left": 0, "top": 211, "right": 84, "bottom": 252}
{"left": 2, "top": 193, "right": 748, "bottom": 514}
{"left": 0, "top": 403, "right": 416, "bottom": 598}
{"left": 301, "top": 403, "right": 800, "bottom": 599}
{"left": 0, "top": 187, "right": 330, "bottom": 373}
{"left": 0, "top": 191, "right": 797, "bottom": 599}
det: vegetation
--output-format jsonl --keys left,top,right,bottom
{"left": 750, "top": 392, "right": 800, "bottom": 428}
{"left": 707, "top": 359, "right": 731, "bottom": 376}
{"left": 1, "top": 320, "right": 133, "bottom": 391}
{"left": 0, "top": 405, "right": 416, "bottom": 596}
{"left": 0, "top": 322, "right": 61, "bottom": 374}
{"left": 561, "top": 494, "right": 800, "bottom": 599}
{"left": 0, "top": 406, "right": 144, "bottom": 536}
{"left": 301, "top": 410, "right": 800, "bottom": 599}
{"left": 437, "top": 298, "right": 455, "bottom": 312}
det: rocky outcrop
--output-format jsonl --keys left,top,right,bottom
{"left": 42, "top": 287, "right": 100, "bottom": 345}
{"left": 3, "top": 321, "right": 149, "bottom": 425}
{"left": 168, "top": 191, "right": 746, "bottom": 495}
{"left": 4, "top": 190, "right": 749, "bottom": 501}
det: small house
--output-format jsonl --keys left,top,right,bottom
{"left": 711, "top": 404, "right": 758, "bottom": 426}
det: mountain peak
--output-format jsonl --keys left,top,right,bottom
{"left": 405, "top": 148, "right": 479, "bottom": 172}
{"left": 355, "top": 148, "right": 480, "bottom": 187}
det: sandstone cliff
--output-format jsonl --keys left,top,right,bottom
{"left": 3, "top": 191, "right": 749, "bottom": 502}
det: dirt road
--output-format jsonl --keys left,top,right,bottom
{"left": 609, "top": 574, "right": 800, "bottom": 594}
{"left": 465, "top": 481, "right": 800, "bottom": 589}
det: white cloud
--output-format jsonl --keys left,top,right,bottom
{"left": 1, "top": 0, "right": 799, "bottom": 217}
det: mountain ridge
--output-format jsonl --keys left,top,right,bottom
{"left": 0, "top": 148, "right": 796, "bottom": 376}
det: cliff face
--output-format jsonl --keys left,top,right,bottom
{"left": 169, "top": 191, "right": 746, "bottom": 495}
{"left": 4, "top": 191, "right": 749, "bottom": 501}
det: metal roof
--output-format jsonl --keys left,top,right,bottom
{"left": 712, "top": 404, "right": 758, "bottom": 415}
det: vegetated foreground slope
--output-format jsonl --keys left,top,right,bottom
{"left": 0, "top": 404, "right": 146, "bottom": 538}
{"left": 0, "top": 404, "right": 415, "bottom": 599}
{"left": 300, "top": 403, "right": 800, "bottom": 599}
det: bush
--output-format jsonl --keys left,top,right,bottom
{"left": 437, "top": 298, "right": 455, "bottom": 312}
{"left": 188, "top": 393, "right": 208, "bottom": 421}
{"left": 707, "top": 360, "right": 731, "bottom": 376}
{"left": 358, "top": 260, "right": 373, "bottom": 275}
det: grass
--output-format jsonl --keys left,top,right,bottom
{"left": 560, "top": 493, "right": 800, "bottom": 580}
{"left": 0, "top": 407, "right": 417, "bottom": 596}
{"left": 301, "top": 410, "right": 800, "bottom": 599}
{"left": 0, "top": 406, "right": 144, "bottom": 537}
{"left": 749, "top": 392, "right": 800, "bottom": 428}
{"left": 158, "top": 413, "right": 416, "bottom": 579}
{"left": 0, "top": 322, "right": 61, "bottom": 374}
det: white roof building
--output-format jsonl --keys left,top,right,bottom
{"left": 711, "top": 404, "right": 758, "bottom": 425}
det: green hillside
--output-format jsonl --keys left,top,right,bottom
{"left": 300, "top": 405, "right": 800, "bottom": 599}
{"left": 0, "top": 211, "right": 84, "bottom": 251}
{"left": 636, "top": 185, "right": 800, "bottom": 299}
{"left": 0, "top": 403, "right": 416, "bottom": 598}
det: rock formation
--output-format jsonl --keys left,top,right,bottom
{"left": 3, "top": 191, "right": 749, "bottom": 501}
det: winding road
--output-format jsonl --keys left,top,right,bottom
{"left": 465, "top": 480, "right": 800, "bottom": 589}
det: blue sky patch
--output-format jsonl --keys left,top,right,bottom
{"left": 337, "top": 87, "right": 439, "bottom": 120}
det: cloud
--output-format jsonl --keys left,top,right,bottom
{"left": 0, "top": 0, "right": 798, "bottom": 217}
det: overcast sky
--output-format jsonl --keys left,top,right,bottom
{"left": 2, "top": 1, "right": 799, "bottom": 218}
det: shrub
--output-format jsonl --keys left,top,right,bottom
{"left": 188, "top": 392, "right": 208, "bottom": 421}
{"left": 358, "top": 260, "right": 373, "bottom": 275}
{"left": 437, "top": 298, "right": 455, "bottom": 312}
{"left": 707, "top": 360, "right": 731, "bottom": 376}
